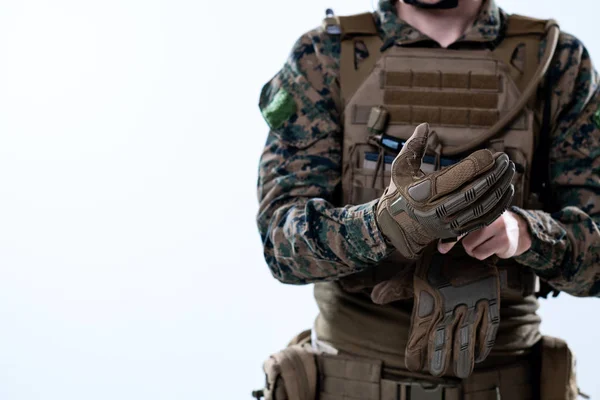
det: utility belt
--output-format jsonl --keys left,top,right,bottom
{"left": 252, "top": 332, "right": 581, "bottom": 400}
{"left": 316, "top": 354, "right": 529, "bottom": 400}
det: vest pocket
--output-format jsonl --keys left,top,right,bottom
{"left": 348, "top": 142, "right": 526, "bottom": 207}
{"left": 349, "top": 143, "right": 391, "bottom": 205}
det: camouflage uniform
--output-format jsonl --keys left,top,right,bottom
{"left": 257, "top": 0, "right": 600, "bottom": 298}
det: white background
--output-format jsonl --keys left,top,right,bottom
{"left": 0, "top": 1, "right": 597, "bottom": 399}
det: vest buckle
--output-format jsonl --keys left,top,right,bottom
{"left": 384, "top": 380, "right": 458, "bottom": 400}
{"left": 323, "top": 9, "right": 341, "bottom": 35}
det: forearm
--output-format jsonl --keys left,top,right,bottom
{"left": 510, "top": 33, "right": 600, "bottom": 297}
{"left": 258, "top": 197, "right": 391, "bottom": 285}
{"left": 512, "top": 205, "right": 600, "bottom": 297}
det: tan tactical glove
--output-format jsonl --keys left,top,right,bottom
{"left": 405, "top": 247, "right": 500, "bottom": 378}
{"left": 375, "top": 123, "right": 515, "bottom": 259}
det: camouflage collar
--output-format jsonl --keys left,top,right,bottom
{"left": 376, "top": 0, "right": 503, "bottom": 46}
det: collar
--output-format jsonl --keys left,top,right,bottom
{"left": 376, "top": 0, "right": 503, "bottom": 46}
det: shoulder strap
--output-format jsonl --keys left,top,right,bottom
{"left": 505, "top": 14, "right": 548, "bottom": 36}
{"left": 338, "top": 12, "right": 379, "bottom": 36}
{"left": 492, "top": 14, "right": 557, "bottom": 98}
{"left": 449, "top": 17, "right": 560, "bottom": 156}
{"left": 323, "top": 12, "right": 384, "bottom": 107}
{"left": 492, "top": 15, "right": 562, "bottom": 213}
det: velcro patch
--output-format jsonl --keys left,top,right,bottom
{"left": 261, "top": 89, "right": 297, "bottom": 130}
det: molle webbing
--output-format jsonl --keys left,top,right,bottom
{"left": 384, "top": 91, "right": 498, "bottom": 108}
{"left": 385, "top": 71, "right": 501, "bottom": 90}
{"left": 375, "top": 70, "right": 507, "bottom": 128}
{"left": 352, "top": 106, "right": 527, "bottom": 129}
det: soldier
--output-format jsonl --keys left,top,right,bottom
{"left": 255, "top": 0, "right": 599, "bottom": 398}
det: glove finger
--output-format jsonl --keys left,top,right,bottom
{"left": 392, "top": 123, "right": 430, "bottom": 179}
{"left": 427, "top": 153, "right": 512, "bottom": 222}
{"left": 453, "top": 306, "right": 478, "bottom": 379}
{"left": 475, "top": 299, "right": 500, "bottom": 363}
{"left": 452, "top": 182, "right": 514, "bottom": 237}
{"left": 447, "top": 155, "right": 514, "bottom": 236}
{"left": 405, "top": 327, "right": 428, "bottom": 373}
{"left": 405, "top": 281, "right": 437, "bottom": 372}
{"left": 428, "top": 311, "right": 458, "bottom": 377}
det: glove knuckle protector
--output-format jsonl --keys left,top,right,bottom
{"left": 375, "top": 123, "right": 515, "bottom": 259}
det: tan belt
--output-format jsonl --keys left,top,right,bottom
{"left": 317, "top": 353, "right": 533, "bottom": 400}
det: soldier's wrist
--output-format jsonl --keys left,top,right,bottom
{"left": 512, "top": 210, "right": 533, "bottom": 256}
{"left": 373, "top": 200, "right": 396, "bottom": 250}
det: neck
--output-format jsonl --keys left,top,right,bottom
{"left": 396, "top": 0, "right": 484, "bottom": 48}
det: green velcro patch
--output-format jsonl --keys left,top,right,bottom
{"left": 594, "top": 107, "right": 600, "bottom": 129}
{"left": 261, "top": 89, "right": 297, "bottom": 130}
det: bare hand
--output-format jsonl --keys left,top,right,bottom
{"left": 437, "top": 211, "right": 532, "bottom": 260}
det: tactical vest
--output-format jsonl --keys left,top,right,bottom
{"left": 313, "top": 12, "right": 561, "bottom": 369}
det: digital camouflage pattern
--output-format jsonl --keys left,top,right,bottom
{"left": 256, "top": 0, "right": 600, "bottom": 297}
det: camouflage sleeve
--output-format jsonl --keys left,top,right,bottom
{"left": 256, "top": 29, "right": 392, "bottom": 285}
{"left": 512, "top": 33, "right": 600, "bottom": 297}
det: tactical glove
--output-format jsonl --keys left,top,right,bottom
{"left": 405, "top": 247, "right": 500, "bottom": 378}
{"left": 375, "top": 123, "right": 516, "bottom": 259}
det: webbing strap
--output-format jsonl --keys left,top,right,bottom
{"left": 505, "top": 14, "right": 548, "bottom": 36}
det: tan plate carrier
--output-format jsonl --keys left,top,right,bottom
{"left": 337, "top": 12, "right": 559, "bottom": 300}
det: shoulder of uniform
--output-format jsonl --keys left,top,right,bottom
{"left": 554, "top": 30, "right": 586, "bottom": 53}
{"left": 278, "top": 23, "right": 340, "bottom": 70}
{"left": 551, "top": 30, "right": 590, "bottom": 74}
{"left": 321, "top": 9, "right": 378, "bottom": 39}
